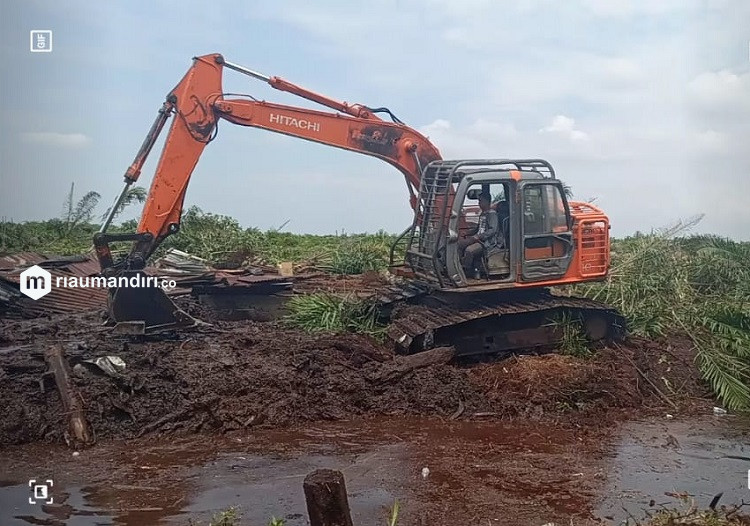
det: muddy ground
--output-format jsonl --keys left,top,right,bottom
{"left": 1, "top": 300, "right": 743, "bottom": 526}
{"left": 0, "top": 304, "right": 711, "bottom": 447}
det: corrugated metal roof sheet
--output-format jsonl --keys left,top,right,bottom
{"left": 0, "top": 252, "right": 109, "bottom": 317}
{"left": 0, "top": 251, "right": 297, "bottom": 317}
{"left": 0, "top": 252, "right": 47, "bottom": 270}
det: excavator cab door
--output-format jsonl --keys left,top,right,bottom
{"left": 519, "top": 181, "right": 574, "bottom": 282}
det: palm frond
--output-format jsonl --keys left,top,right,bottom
{"left": 695, "top": 343, "right": 750, "bottom": 410}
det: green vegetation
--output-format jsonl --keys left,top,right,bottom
{"left": 551, "top": 312, "right": 592, "bottom": 359}
{"left": 187, "top": 506, "right": 239, "bottom": 526}
{"left": 387, "top": 499, "right": 401, "bottom": 526}
{"left": 576, "top": 225, "right": 750, "bottom": 411}
{"left": 188, "top": 508, "right": 289, "bottom": 526}
{"left": 3, "top": 200, "right": 749, "bottom": 410}
{"left": 0, "top": 183, "right": 144, "bottom": 256}
{"left": 320, "top": 237, "right": 390, "bottom": 274}
{"left": 156, "top": 207, "right": 394, "bottom": 270}
{"left": 1, "top": 205, "right": 394, "bottom": 273}
{"left": 285, "top": 293, "right": 384, "bottom": 339}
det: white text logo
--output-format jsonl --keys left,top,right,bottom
{"left": 20, "top": 265, "right": 52, "bottom": 300}
{"left": 269, "top": 113, "right": 321, "bottom": 132}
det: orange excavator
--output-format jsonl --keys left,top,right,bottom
{"left": 95, "top": 53, "right": 623, "bottom": 355}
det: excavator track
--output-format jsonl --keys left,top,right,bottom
{"left": 382, "top": 286, "right": 625, "bottom": 356}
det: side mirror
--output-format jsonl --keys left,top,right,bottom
{"left": 466, "top": 188, "right": 482, "bottom": 200}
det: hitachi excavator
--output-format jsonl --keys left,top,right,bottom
{"left": 94, "top": 53, "right": 624, "bottom": 356}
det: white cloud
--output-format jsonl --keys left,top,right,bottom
{"left": 20, "top": 132, "right": 91, "bottom": 148}
{"left": 687, "top": 70, "right": 750, "bottom": 112}
{"left": 420, "top": 118, "right": 519, "bottom": 158}
{"left": 540, "top": 116, "right": 590, "bottom": 143}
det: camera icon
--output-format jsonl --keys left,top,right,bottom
{"left": 28, "top": 479, "right": 54, "bottom": 505}
{"left": 30, "top": 30, "right": 53, "bottom": 53}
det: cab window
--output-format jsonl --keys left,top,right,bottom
{"left": 523, "top": 185, "right": 568, "bottom": 235}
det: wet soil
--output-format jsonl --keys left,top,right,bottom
{"left": 0, "top": 306, "right": 743, "bottom": 526}
{"left": 1, "top": 415, "right": 747, "bottom": 526}
{"left": 0, "top": 311, "right": 712, "bottom": 447}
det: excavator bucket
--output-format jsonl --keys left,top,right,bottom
{"left": 107, "top": 272, "right": 198, "bottom": 334}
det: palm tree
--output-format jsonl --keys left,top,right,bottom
{"left": 100, "top": 186, "right": 148, "bottom": 223}
{"left": 62, "top": 182, "right": 100, "bottom": 233}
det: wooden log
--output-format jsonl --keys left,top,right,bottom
{"left": 370, "top": 345, "right": 455, "bottom": 383}
{"left": 303, "top": 469, "right": 354, "bottom": 526}
{"left": 44, "top": 344, "right": 94, "bottom": 447}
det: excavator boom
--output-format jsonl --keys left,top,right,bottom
{"left": 97, "top": 53, "right": 439, "bottom": 270}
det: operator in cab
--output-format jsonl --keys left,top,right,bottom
{"left": 459, "top": 192, "right": 500, "bottom": 277}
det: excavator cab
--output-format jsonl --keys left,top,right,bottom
{"left": 400, "top": 159, "right": 575, "bottom": 289}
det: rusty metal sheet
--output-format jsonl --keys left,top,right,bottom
{"left": 1, "top": 253, "right": 114, "bottom": 316}
{"left": 0, "top": 248, "right": 300, "bottom": 318}
{"left": 0, "top": 252, "right": 47, "bottom": 270}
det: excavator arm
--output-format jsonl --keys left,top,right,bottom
{"left": 95, "top": 53, "right": 441, "bottom": 273}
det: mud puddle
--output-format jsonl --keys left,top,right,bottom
{"left": 598, "top": 415, "right": 750, "bottom": 522}
{"left": 1, "top": 415, "right": 747, "bottom": 526}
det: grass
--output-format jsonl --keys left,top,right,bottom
{"left": 387, "top": 499, "right": 401, "bottom": 526}
{"left": 186, "top": 507, "right": 239, "bottom": 526}
{"left": 188, "top": 508, "right": 290, "bottom": 526}
{"left": 0, "top": 206, "right": 396, "bottom": 271}
{"left": 285, "top": 293, "right": 385, "bottom": 339}
{"left": 321, "top": 238, "right": 390, "bottom": 275}
{"left": 551, "top": 312, "right": 592, "bottom": 358}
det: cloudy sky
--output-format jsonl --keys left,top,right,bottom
{"left": 1, "top": 0, "right": 748, "bottom": 238}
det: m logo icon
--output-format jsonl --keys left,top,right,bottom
{"left": 19, "top": 265, "right": 52, "bottom": 300}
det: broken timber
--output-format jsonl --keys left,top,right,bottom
{"left": 370, "top": 345, "right": 455, "bottom": 383}
{"left": 44, "top": 344, "right": 94, "bottom": 447}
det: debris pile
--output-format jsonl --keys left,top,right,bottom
{"left": 0, "top": 249, "right": 298, "bottom": 321}
{"left": 0, "top": 252, "right": 108, "bottom": 318}
{"left": 0, "top": 308, "right": 712, "bottom": 447}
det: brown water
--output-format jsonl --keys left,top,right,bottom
{"left": 1, "top": 415, "right": 748, "bottom": 526}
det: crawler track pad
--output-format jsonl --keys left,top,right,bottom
{"left": 387, "top": 289, "right": 625, "bottom": 356}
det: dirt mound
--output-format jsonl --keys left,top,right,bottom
{"left": 470, "top": 336, "right": 711, "bottom": 419}
{"left": 0, "top": 314, "right": 481, "bottom": 446}
{"left": 0, "top": 312, "right": 712, "bottom": 447}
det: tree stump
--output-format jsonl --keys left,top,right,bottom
{"left": 303, "top": 469, "right": 354, "bottom": 526}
